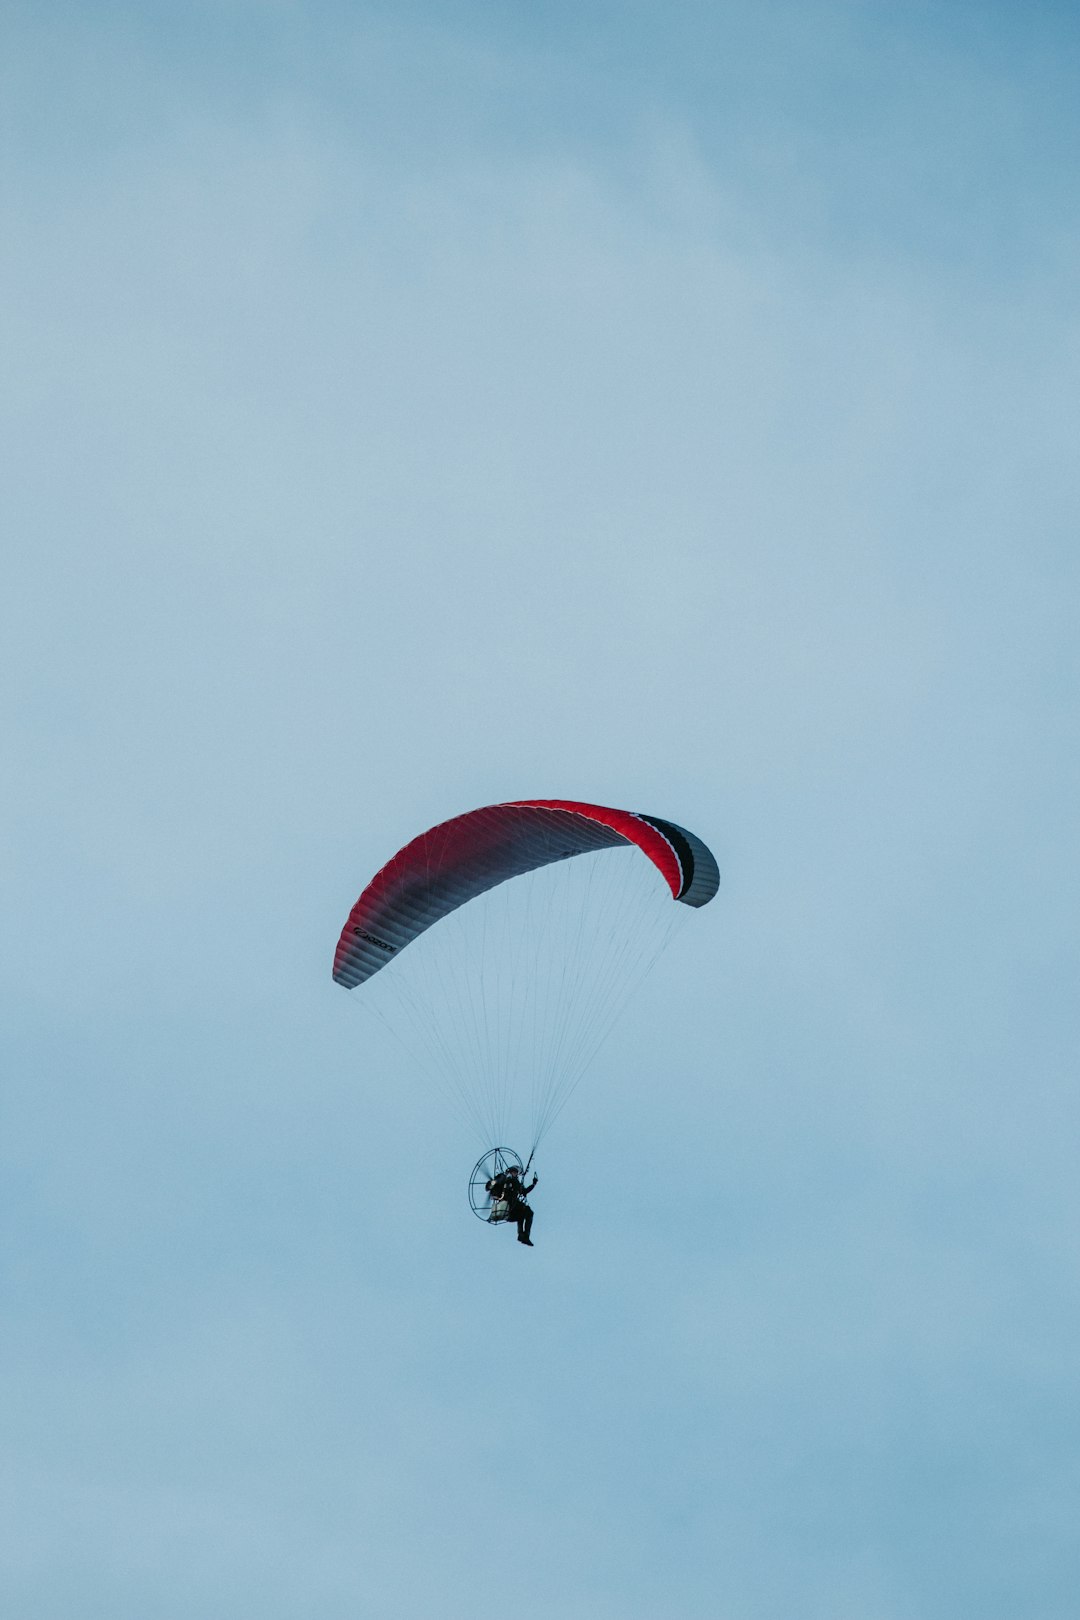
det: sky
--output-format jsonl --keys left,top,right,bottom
{"left": 3, "top": 2, "right": 1079, "bottom": 1615}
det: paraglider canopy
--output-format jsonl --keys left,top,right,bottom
{"left": 334, "top": 798, "right": 719, "bottom": 990}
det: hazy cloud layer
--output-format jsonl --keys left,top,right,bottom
{"left": 3, "top": 4, "right": 1079, "bottom": 1616}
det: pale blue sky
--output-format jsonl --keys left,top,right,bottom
{"left": 3, "top": 4, "right": 1079, "bottom": 1616}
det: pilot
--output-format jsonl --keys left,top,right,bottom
{"left": 486, "top": 1164, "right": 539, "bottom": 1245}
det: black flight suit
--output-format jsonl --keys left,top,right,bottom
{"left": 504, "top": 1173, "right": 537, "bottom": 1244}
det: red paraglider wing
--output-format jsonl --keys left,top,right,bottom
{"left": 333, "top": 799, "right": 719, "bottom": 990}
